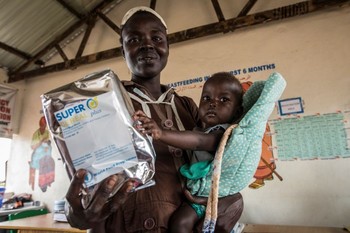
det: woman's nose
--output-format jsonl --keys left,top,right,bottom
{"left": 140, "top": 38, "right": 153, "bottom": 50}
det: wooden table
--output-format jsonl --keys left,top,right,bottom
{"left": 0, "top": 213, "right": 86, "bottom": 233}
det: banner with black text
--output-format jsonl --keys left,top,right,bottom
{"left": 0, "top": 84, "right": 18, "bottom": 138}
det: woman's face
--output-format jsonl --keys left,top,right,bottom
{"left": 121, "top": 12, "right": 169, "bottom": 79}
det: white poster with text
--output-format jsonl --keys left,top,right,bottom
{"left": 0, "top": 84, "right": 18, "bottom": 138}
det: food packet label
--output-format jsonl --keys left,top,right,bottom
{"left": 54, "top": 91, "right": 138, "bottom": 187}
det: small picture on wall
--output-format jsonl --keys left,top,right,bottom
{"left": 278, "top": 97, "right": 304, "bottom": 116}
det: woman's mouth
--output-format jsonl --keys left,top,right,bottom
{"left": 138, "top": 53, "right": 157, "bottom": 63}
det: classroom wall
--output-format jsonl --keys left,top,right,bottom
{"left": 4, "top": 1, "right": 350, "bottom": 227}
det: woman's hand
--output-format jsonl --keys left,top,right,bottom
{"left": 65, "top": 169, "right": 134, "bottom": 229}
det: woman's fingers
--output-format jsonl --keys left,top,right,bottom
{"left": 66, "top": 169, "right": 87, "bottom": 211}
{"left": 85, "top": 174, "right": 122, "bottom": 220}
{"left": 106, "top": 179, "right": 134, "bottom": 213}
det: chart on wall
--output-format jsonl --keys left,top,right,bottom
{"left": 270, "top": 111, "right": 350, "bottom": 160}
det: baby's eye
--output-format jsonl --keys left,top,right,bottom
{"left": 220, "top": 97, "right": 230, "bottom": 102}
{"left": 202, "top": 96, "right": 210, "bottom": 101}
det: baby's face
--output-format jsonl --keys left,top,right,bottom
{"left": 199, "top": 79, "right": 240, "bottom": 129}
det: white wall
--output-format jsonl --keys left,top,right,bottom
{"left": 5, "top": 1, "right": 350, "bottom": 227}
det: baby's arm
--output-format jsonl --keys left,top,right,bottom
{"left": 133, "top": 110, "right": 222, "bottom": 151}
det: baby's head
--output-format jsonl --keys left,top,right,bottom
{"left": 199, "top": 72, "right": 243, "bottom": 129}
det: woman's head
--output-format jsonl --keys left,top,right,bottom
{"left": 120, "top": 7, "right": 169, "bottom": 81}
{"left": 199, "top": 72, "right": 243, "bottom": 128}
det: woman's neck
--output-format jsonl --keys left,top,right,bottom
{"left": 132, "top": 76, "right": 163, "bottom": 99}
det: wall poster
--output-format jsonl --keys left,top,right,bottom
{"left": 270, "top": 111, "right": 350, "bottom": 160}
{"left": 29, "top": 116, "right": 55, "bottom": 192}
{"left": 0, "top": 84, "right": 17, "bottom": 138}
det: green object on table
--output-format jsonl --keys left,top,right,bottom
{"left": 8, "top": 208, "right": 48, "bottom": 233}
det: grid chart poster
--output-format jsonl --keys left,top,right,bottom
{"left": 270, "top": 112, "right": 350, "bottom": 160}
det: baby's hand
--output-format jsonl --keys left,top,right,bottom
{"left": 132, "top": 110, "right": 162, "bottom": 140}
{"left": 132, "top": 110, "right": 147, "bottom": 133}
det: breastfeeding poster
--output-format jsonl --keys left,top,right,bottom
{"left": 0, "top": 84, "right": 17, "bottom": 138}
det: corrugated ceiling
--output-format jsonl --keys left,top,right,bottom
{"left": 0, "top": 0, "right": 110, "bottom": 72}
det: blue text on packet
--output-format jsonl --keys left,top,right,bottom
{"left": 56, "top": 104, "right": 86, "bottom": 121}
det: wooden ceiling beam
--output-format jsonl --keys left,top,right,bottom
{"left": 9, "top": 48, "right": 122, "bottom": 81}
{"left": 8, "top": 0, "right": 350, "bottom": 82}
{"left": 237, "top": 0, "right": 258, "bottom": 17}
{"left": 75, "top": 15, "right": 97, "bottom": 59}
{"left": 54, "top": 44, "right": 68, "bottom": 62}
{"left": 97, "top": 10, "right": 121, "bottom": 35}
{"left": 150, "top": 0, "right": 157, "bottom": 10}
{"left": 211, "top": 0, "right": 225, "bottom": 22}
{"left": 0, "top": 42, "right": 32, "bottom": 60}
{"left": 167, "top": 0, "right": 347, "bottom": 43}
{"left": 229, "top": 0, "right": 258, "bottom": 34}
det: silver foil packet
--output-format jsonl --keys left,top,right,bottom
{"left": 41, "top": 69, "right": 156, "bottom": 206}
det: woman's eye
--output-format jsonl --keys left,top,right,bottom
{"left": 153, "top": 36, "right": 161, "bottom": 42}
{"left": 131, "top": 38, "right": 139, "bottom": 43}
{"left": 127, "top": 37, "right": 139, "bottom": 43}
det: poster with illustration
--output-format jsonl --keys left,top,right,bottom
{"left": 29, "top": 116, "right": 55, "bottom": 192}
{"left": 241, "top": 81, "right": 283, "bottom": 189}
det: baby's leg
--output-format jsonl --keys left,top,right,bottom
{"left": 169, "top": 202, "right": 200, "bottom": 233}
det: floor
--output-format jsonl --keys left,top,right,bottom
{"left": 242, "top": 224, "right": 349, "bottom": 233}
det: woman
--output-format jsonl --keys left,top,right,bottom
{"left": 65, "top": 6, "right": 243, "bottom": 233}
